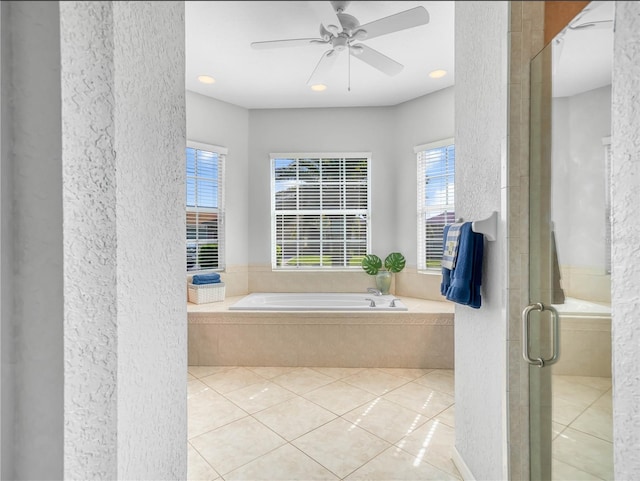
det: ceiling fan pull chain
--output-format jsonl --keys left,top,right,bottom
{"left": 348, "top": 47, "right": 351, "bottom": 92}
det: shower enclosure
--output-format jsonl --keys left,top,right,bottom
{"left": 527, "top": 1, "right": 613, "bottom": 479}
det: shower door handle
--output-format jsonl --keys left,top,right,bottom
{"left": 522, "top": 302, "right": 560, "bottom": 367}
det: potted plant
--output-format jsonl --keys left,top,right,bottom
{"left": 361, "top": 252, "right": 406, "bottom": 295}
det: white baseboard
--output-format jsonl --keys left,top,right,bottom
{"left": 452, "top": 447, "right": 476, "bottom": 480}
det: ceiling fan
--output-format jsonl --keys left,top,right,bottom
{"left": 553, "top": 1, "right": 613, "bottom": 73}
{"left": 250, "top": 1, "right": 430, "bottom": 87}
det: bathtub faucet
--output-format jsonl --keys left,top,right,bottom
{"left": 367, "top": 288, "right": 382, "bottom": 296}
{"left": 364, "top": 298, "right": 377, "bottom": 307}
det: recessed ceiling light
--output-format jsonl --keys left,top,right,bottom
{"left": 429, "top": 69, "right": 447, "bottom": 79}
{"left": 310, "top": 84, "right": 327, "bottom": 92}
{"left": 197, "top": 75, "right": 216, "bottom": 84}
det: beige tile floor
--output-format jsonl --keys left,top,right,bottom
{"left": 188, "top": 366, "right": 612, "bottom": 481}
{"left": 552, "top": 375, "right": 613, "bottom": 481}
{"left": 187, "top": 366, "right": 461, "bottom": 481}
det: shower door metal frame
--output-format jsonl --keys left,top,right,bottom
{"left": 528, "top": 40, "right": 555, "bottom": 481}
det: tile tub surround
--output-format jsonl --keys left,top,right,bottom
{"left": 191, "top": 266, "right": 448, "bottom": 302}
{"left": 188, "top": 296, "right": 454, "bottom": 368}
{"left": 551, "top": 297, "right": 612, "bottom": 377}
{"left": 553, "top": 315, "right": 611, "bottom": 377}
{"left": 245, "top": 265, "right": 447, "bottom": 301}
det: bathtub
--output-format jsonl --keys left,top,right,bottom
{"left": 228, "top": 292, "right": 408, "bottom": 311}
{"left": 551, "top": 297, "right": 611, "bottom": 377}
{"left": 188, "top": 295, "right": 454, "bottom": 368}
{"left": 553, "top": 297, "right": 611, "bottom": 316}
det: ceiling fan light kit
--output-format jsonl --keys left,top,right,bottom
{"left": 250, "top": 1, "right": 430, "bottom": 90}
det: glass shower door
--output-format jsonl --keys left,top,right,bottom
{"left": 527, "top": 3, "right": 614, "bottom": 478}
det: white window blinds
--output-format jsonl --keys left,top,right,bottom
{"left": 416, "top": 139, "right": 455, "bottom": 271}
{"left": 186, "top": 142, "right": 225, "bottom": 272}
{"left": 271, "top": 153, "right": 370, "bottom": 269}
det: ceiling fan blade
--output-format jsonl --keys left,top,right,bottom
{"left": 351, "top": 44, "right": 403, "bottom": 76}
{"left": 251, "top": 38, "right": 324, "bottom": 49}
{"left": 309, "top": 1, "right": 342, "bottom": 34}
{"left": 307, "top": 50, "right": 340, "bottom": 85}
{"left": 358, "top": 6, "right": 429, "bottom": 41}
{"left": 569, "top": 19, "right": 613, "bottom": 30}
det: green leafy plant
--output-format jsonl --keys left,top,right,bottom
{"left": 384, "top": 252, "right": 406, "bottom": 273}
{"left": 361, "top": 254, "right": 383, "bottom": 275}
{"left": 361, "top": 252, "right": 406, "bottom": 275}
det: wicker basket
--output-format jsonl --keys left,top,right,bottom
{"left": 188, "top": 282, "right": 225, "bottom": 304}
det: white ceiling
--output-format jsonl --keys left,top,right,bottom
{"left": 551, "top": 1, "right": 614, "bottom": 98}
{"left": 185, "top": 1, "right": 613, "bottom": 109}
{"left": 185, "top": 1, "right": 455, "bottom": 109}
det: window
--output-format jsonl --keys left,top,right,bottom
{"left": 186, "top": 142, "right": 225, "bottom": 272}
{"left": 416, "top": 139, "right": 455, "bottom": 271}
{"left": 271, "top": 153, "right": 370, "bottom": 269}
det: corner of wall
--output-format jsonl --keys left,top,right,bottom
{"left": 611, "top": 2, "right": 640, "bottom": 478}
{"left": 454, "top": 1, "right": 520, "bottom": 479}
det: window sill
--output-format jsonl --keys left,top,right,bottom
{"left": 417, "top": 269, "right": 443, "bottom": 276}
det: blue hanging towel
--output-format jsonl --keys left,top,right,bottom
{"left": 444, "top": 222, "right": 484, "bottom": 309}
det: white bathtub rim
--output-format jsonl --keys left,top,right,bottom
{"left": 228, "top": 292, "right": 409, "bottom": 311}
{"left": 552, "top": 296, "right": 611, "bottom": 316}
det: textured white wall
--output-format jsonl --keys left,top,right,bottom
{"left": 454, "top": 2, "right": 509, "bottom": 480}
{"left": 112, "top": 2, "right": 186, "bottom": 479}
{"left": 245, "top": 94, "right": 454, "bottom": 268}
{"left": 2, "top": 1, "right": 186, "bottom": 479}
{"left": 248, "top": 107, "right": 397, "bottom": 265}
{"left": 186, "top": 91, "right": 249, "bottom": 268}
{"left": 59, "top": 2, "right": 118, "bottom": 477}
{"left": 394, "top": 87, "right": 455, "bottom": 268}
{"left": 186, "top": 91, "right": 452, "bottom": 299}
{"left": 611, "top": 1, "right": 640, "bottom": 478}
{"left": 552, "top": 86, "right": 611, "bottom": 270}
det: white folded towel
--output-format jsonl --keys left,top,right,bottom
{"left": 442, "top": 222, "right": 464, "bottom": 269}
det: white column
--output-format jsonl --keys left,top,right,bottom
{"left": 453, "top": 2, "right": 509, "bottom": 480}
{"left": 111, "top": 2, "right": 187, "bottom": 478}
{"left": 2, "top": 1, "right": 186, "bottom": 479}
{"left": 611, "top": 1, "right": 640, "bottom": 479}
{"left": 59, "top": 2, "right": 118, "bottom": 478}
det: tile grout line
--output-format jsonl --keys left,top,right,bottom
{"left": 188, "top": 439, "right": 222, "bottom": 481}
